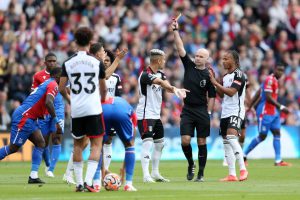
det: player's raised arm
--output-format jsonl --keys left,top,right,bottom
{"left": 99, "top": 61, "right": 107, "bottom": 102}
{"left": 105, "top": 48, "right": 128, "bottom": 79}
{"left": 171, "top": 17, "right": 186, "bottom": 57}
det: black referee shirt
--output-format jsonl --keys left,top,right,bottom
{"left": 180, "top": 54, "right": 216, "bottom": 107}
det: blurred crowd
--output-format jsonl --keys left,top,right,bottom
{"left": 0, "top": 0, "right": 299, "bottom": 131}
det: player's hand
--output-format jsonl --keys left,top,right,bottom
{"left": 209, "top": 70, "right": 217, "bottom": 85}
{"left": 280, "top": 105, "right": 290, "bottom": 114}
{"left": 116, "top": 48, "right": 128, "bottom": 60}
{"left": 206, "top": 62, "right": 216, "bottom": 80}
{"left": 171, "top": 18, "right": 179, "bottom": 31}
{"left": 56, "top": 123, "right": 63, "bottom": 135}
{"left": 174, "top": 87, "right": 190, "bottom": 99}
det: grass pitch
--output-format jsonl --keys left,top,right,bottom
{"left": 0, "top": 159, "right": 299, "bottom": 200}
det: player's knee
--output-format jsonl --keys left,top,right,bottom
{"left": 52, "top": 135, "right": 62, "bottom": 145}
{"left": 9, "top": 144, "right": 19, "bottom": 154}
{"left": 181, "top": 136, "right": 191, "bottom": 146}
{"left": 259, "top": 134, "right": 267, "bottom": 141}
{"left": 37, "top": 140, "right": 46, "bottom": 148}
{"left": 197, "top": 137, "right": 206, "bottom": 145}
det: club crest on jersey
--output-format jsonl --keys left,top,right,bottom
{"left": 18, "top": 138, "right": 23, "bottom": 144}
{"left": 200, "top": 80, "right": 206, "bottom": 87}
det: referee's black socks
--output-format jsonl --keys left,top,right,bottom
{"left": 181, "top": 144, "right": 194, "bottom": 166}
{"left": 197, "top": 144, "right": 207, "bottom": 177}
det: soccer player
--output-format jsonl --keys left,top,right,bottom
{"left": 62, "top": 43, "right": 127, "bottom": 185}
{"left": 93, "top": 96, "right": 137, "bottom": 191}
{"left": 59, "top": 27, "right": 107, "bottom": 192}
{"left": 30, "top": 53, "right": 65, "bottom": 178}
{"left": 172, "top": 18, "right": 216, "bottom": 182}
{"left": 243, "top": 64, "right": 291, "bottom": 166}
{"left": 209, "top": 50, "right": 248, "bottom": 182}
{"left": 90, "top": 43, "right": 123, "bottom": 173}
{"left": 136, "top": 49, "right": 188, "bottom": 183}
{"left": 0, "top": 67, "right": 62, "bottom": 184}
{"left": 223, "top": 74, "right": 250, "bottom": 166}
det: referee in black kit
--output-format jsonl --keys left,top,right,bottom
{"left": 172, "top": 17, "right": 216, "bottom": 182}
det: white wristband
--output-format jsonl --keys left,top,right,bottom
{"left": 280, "top": 105, "right": 285, "bottom": 110}
{"left": 208, "top": 111, "right": 212, "bottom": 115}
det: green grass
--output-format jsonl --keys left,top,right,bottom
{"left": 0, "top": 159, "right": 299, "bottom": 200}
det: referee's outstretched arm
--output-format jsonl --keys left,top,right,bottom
{"left": 171, "top": 19, "right": 186, "bottom": 57}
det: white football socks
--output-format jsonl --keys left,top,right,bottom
{"left": 227, "top": 135, "right": 246, "bottom": 171}
{"left": 224, "top": 138, "right": 236, "bottom": 176}
{"left": 65, "top": 151, "right": 74, "bottom": 176}
{"left": 141, "top": 138, "right": 153, "bottom": 178}
{"left": 103, "top": 144, "right": 112, "bottom": 171}
{"left": 73, "top": 161, "right": 83, "bottom": 187}
{"left": 84, "top": 160, "right": 98, "bottom": 186}
{"left": 151, "top": 139, "right": 164, "bottom": 176}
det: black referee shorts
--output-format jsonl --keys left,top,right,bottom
{"left": 180, "top": 105, "right": 210, "bottom": 138}
{"left": 71, "top": 114, "right": 105, "bottom": 139}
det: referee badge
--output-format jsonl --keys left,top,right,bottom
{"left": 200, "top": 80, "right": 206, "bottom": 87}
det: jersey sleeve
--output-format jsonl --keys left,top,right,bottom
{"left": 115, "top": 75, "right": 123, "bottom": 97}
{"left": 31, "top": 73, "right": 40, "bottom": 90}
{"left": 46, "top": 81, "right": 59, "bottom": 98}
{"left": 140, "top": 72, "right": 156, "bottom": 85}
{"left": 264, "top": 76, "right": 273, "bottom": 93}
{"left": 99, "top": 61, "right": 106, "bottom": 79}
{"left": 61, "top": 63, "right": 68, "bottom": 77}
{"left": 180, "top": 53, "right": 194, "bottom": 69}
{"left": 231, "top": 71, "right": 245, "bottom": 90}
{"left": 160, "top": 71, "right": 167, "bottom": 81}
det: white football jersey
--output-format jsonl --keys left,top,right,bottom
{"left": 221, "top": 68, "right": 246, "bottom": 120}
{"left": 136, "top": 67, "right": 166, "bottom": 120}
{"left": 62, "top": 51, "right": 106, "bottom": 118}
{"left": 105, "top": 73, "right": 122, "bottom": 97}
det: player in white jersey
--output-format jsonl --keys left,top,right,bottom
{"left": 102, "top": 49, "right": 122, "bottom": 173}
{"left": 58, "top": 27, "right": 107, "bottom": 192}
{"left": 209, "top": 50, "right": 248, "bottom": 182}
{"left": 89, "top": 43, "right": 127, "bottom": 177}
{"left": 136, "top": 49, "right": 188, "bottom": 183}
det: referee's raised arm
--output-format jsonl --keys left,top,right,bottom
{"left": 171, "top": 19, "right": 186, "bottom": 57}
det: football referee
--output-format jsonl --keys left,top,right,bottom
{"left": 172, "top": 18, "right": 216, "bottom": 182}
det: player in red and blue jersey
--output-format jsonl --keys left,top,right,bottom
{"left": 93, "top": 96, "right": 137, "bottom": 191}
{"left": 63, "top": 96, "right": 137, "bottom": 192}
{"left": 31, "top": 53, "right": 65, "bottom": 178}
{"left": 244, "top": 64, "right": 291, "bottom": 166}
{"left": 0, "top": 67, "right": 62, "bottom": 183}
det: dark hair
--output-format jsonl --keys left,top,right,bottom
{"left": 105, "top": 49, "right": 115, "bottom": 62}
{"left": 45, "top": 52, "right": 56, "bottom": 61}
{"left": 50, "top": 67, "right": 62, "bottom": 77}
{"left": 227, "top": 50, "right": 240, "bottom": 67}
{"left": 74, "top": 27, "right": 94, "bottom": 47}
{"left": 89, "top": 42, "right": 103, "bottom": 55}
